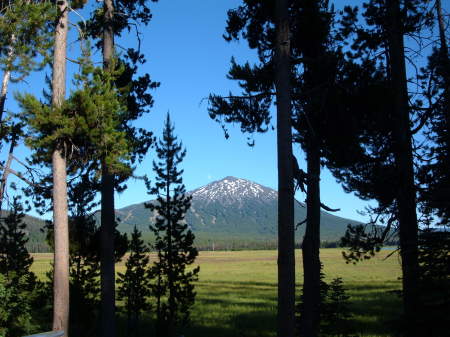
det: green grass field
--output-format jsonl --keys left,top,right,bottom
{"left": 31, "top": 249, "right": 402, "bottom": 337}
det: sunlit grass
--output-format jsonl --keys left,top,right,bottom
{"left": 31, "top": 249, "right": 402, "bottom": 337}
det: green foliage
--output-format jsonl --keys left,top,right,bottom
{"left": 0, "top": 197, "right": 33, "bottom": 278}
{"left": 17, "top": 56, "right": 131, "bottom": 175}
{"left": 296, "top": 265, "right": 354, "bottom": 337}
{"left": 67, "top": 177, "right": 101, "bottom": 337}
{"left": 0, "top": 0, "right": 55, "bottom": 80}
{"left": 117, "top": 226, "right": 152, "bottom": 337}
{"left": 0, "top": 273, "right": 38, "bottom": 337}
{"left": 85, "top": 0, "right": 159, "bottom": 43}
{"left": 321, "top": 278, "right": 354, "bottom": 337}
{"left": 416, "top": 229, "right": 450, "bottom": 336}
{"left": 0, "top": 198, "right": 46, "bottom": 337}
{"left": 146, "top": 114, "right": 199, "bottom": 337}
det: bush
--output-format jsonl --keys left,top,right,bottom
{"left": 296, "top": 266, "right": 354, "bottom": 337}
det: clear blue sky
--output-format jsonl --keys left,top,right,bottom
{"left": 4, "top": 0, "right": 447, "bottom": 222}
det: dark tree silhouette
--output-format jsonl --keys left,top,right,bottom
{"left": 321, "top": 1, "right": 433, "bottom": 334}
{"left": 117, "top": 226, "right": 152, "bottom": 337}
{"left": 209, "top": 1, "right": 346, "bottom": 335}
{"left": 0, "top": 197, "right": 33, "bottom": 279}
{"left": 209, "top": 2, "right": 296, "bottom": 335}
{"left": 83, "top": 2, "right": 160, "bottom": 334}
{"left": 146, "top": 114, "right": 199, "bottom": 337}
{"left": 417, "top": 0, "right": 450, "bottom": 226}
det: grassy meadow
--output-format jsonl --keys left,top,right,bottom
{"left": 31, "top": 249, "right": 402, "bottom": 337}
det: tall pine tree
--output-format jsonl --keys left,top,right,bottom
{"left": 321, "top": 1, "right": 434, "bottom": 335}
{"left": 209, "top": 2, "right": 296, "bottom": 335}
{"left": 83, "top": 2, "right": 160, "bottom": 335}
{"left": 146, "top": 114, "right": 199, "bottom": 337}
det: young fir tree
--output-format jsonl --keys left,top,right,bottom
{"left": 146, "top": 114, "right": 199, "bottom": 337}
{"left": 117, "top": 226, "right": 152, "bottom": 337}
{"left": 0, "top": 197, "right": 40, "bottom": 337}
{"left": 67, "top": 175, "right": 101, "bottom": 337}
{"left": 0, "top": 196, "right": 33, "bottom": 280}
{"left": 296, "top": 265, "right": 353, "bottom": 337}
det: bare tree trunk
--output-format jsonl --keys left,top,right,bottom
{"left": 387, "top": 1, "right": 419, "bottom": 335}
{"left": 0, "top": 132, "right": 17, "bottom": 211}
{"left": 301, "top": 136, "right": 321, "bottom": 337}
{"left": 100, "top": 1, "right": 116, "bottom": 336}
{"left": 51, "top": 1, "right": 69, "bottom": 335}
{"left": 0, "top": 34, "right": 15, "bottom": 125}
{"left": 274, "top": 1, "right": 295, "bottom": 337}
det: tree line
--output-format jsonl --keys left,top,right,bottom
{"left": 208, "top": 0, "right": 449, "bottom": 337}
{"left": 0, "top": 1, "right": 448, "bottom": 337}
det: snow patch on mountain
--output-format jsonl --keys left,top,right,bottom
{"left": 189, "top": 176, "right": 277, "bottom": 205}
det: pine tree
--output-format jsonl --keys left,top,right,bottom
{"left": 50, "top": 1, "right": 70, "bottom": 333}
{"left": 296, "top": 265, "right": 353, "bottom": 337}
{"left": 0, "top": 197, "right": 40, "bottom": 337}
{"left": 146, "top": 114, "right": 199, "bottom": 337}
{"left": 117, "top": 226, "right": 152, "bottom": 337}
{"left": 0, "top": 0, "right": 54, "bottom": 124}
{"left": 208, "top": 2, "right": 296, "bottom": 335}
{"left": 321, "top": 1, "right": 433, "bottom": 334}
{"left": 417, "top": 0, "right": 450, "bottom": 226}
{"left": 67, "top": 176, "right": 101, "bottom": 337}
{"left": 83, "top": 2, "right": 160, "bottom": 335}
{"left": 0, "top": 197, "right": 33, "bottom": 280}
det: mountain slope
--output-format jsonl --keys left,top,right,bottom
{"left": 116, "top": 176, "right": 360, "bottom": 244}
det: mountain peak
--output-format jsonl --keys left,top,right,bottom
{"left": 189, "top": 176, "right": 277, "bottom": 205}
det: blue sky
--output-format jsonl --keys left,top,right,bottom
{"left": 4, "top": 0, "right": 448, "bottom": 222}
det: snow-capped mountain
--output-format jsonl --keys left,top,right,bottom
{"left": 116, "top": 176, "right": 360, "bottom": 244}
{"left": 190, "top": 176, "right": 278, "bottom": 205}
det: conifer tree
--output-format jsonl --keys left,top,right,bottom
{"left": 117, "top": 226, "right": 152, "bottom": 337}
{"left": 0, "top": 197, "right": 39, "bottom": 337}
{"left": 83, "top": 2, "right": 160, "bottom": 335}
{"left": 0, "top": 197, "right": 33, "bottom": 280}
{"left": 67, "top": 176, "right": 100, "bottom": 337}
{"left": 0, "top": 0, "right": 54, "bottom": 124}
{"left": 321, "top": 1, "right": 433, "bottom": 334}
{"left": 417, "top": 0, "right": 450, "bottom": 226}
{"left": 209, "top": 2, "right": 296, "bottom": 335}
{"left": 209, "top": 2, "right": 345, "bottom": 335}
{"left": 146, "top": 114, "right": 199, "bottom": 337}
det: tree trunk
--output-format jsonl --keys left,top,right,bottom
{"left": 436, "top": 0, "right": 450, "bottom": 164}
{"left": 301, "top": 136, "right": 321, "bottom": 337}
{"left": 387, "top": 1, "right": 419, "bottom": 335}
{"left": 0, "top": 34, "right": 15, "bottom": 126}
{"left": 100, "top": 0, "right": 117, "bottom": 336}
{"left": 51, "top": 1, "right": 69, "bottom": 335}
{"left": 100, "top": 170, "right": 116, "bottom": 337}
{"left": 166, "top": 170, "right": 175, "bottom": 337}
{"left": 0, "top": 133, "right": 17, "bottom": 211}
{"left": 274, "top": 1, "right": 295, "bottom": 337}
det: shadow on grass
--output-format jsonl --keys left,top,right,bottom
{"left": 116, "top": 280, "right": 403, "bottom": 337}
{"left": 185, "top": 309, "right": 276, "bottom": 337}
{"left": 348, "top": 284, "right": 402, "bottom": 336}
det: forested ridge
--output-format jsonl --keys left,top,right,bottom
{"left": 0, "top": 1, "right": 449, "bottom": 337}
